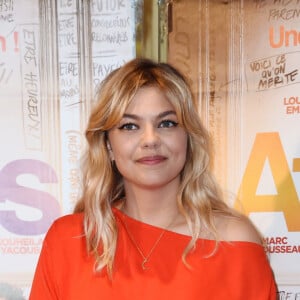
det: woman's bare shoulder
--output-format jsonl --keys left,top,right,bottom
{"left": 214, "top": 213, "right": 263, "bottom": 245}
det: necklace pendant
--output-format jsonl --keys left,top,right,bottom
{"left": 142, "top": 259, "right": 148, "bottom": 270}
{"left": 121, "top": 215, "right": 171, "bottom": 272}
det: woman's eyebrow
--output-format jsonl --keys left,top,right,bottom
{"left": 157, "top": 110, "right": 176, "bottom": 119}
{"left": 122, "top": 110, "right": 176, "bottom": 120}
{"left": 122, "top": 113, "right": 140, "bottom": 120}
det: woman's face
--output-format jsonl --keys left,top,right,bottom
{"left": 107, "top": 86, "right": 188, "bottom": 190}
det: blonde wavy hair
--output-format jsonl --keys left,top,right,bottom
{"left": 74, "top": 58, "right": 237, "bottom": 276}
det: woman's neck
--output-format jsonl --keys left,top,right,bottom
{"left": 121, "top": 183, "right": 180, "bottom": 229}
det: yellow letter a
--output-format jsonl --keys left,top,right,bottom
{"left": 235, "top": 132, "right": 300, "bottom": 231}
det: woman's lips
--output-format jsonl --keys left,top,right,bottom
{"left": 136, "top": 155, "right": 167, "bottom": 165}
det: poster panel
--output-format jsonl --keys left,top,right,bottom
{"left": 239, "top": 0, "right": 300, "bottom": 289}
{"left": 0, "top": 1, "right": 54, "bottom": 296}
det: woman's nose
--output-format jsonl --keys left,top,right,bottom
{"left": 141, "top": 125, "right": 161, "bottom": 148}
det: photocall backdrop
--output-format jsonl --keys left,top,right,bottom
{"left": 0, "top": 0, "right": 299, "bottom": 298}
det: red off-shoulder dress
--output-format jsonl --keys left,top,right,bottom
{"left": 29, "top": 208, "right": 277, "bottom": 300}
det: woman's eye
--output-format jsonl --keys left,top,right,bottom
{"left": 158, "top": 120, "right": 178, "bottom": 128}
{"left": 118, "top": 123, "right": 138, "bottom": 130}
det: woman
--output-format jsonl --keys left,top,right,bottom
{"left": 30, "top": 58, "right": 277, "bottom": 299}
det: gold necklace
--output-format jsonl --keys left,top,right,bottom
{"left": 121, "top": 215, "right": 175, "bottom": 270}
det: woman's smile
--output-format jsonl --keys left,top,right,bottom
{"left": 136, "top": 155, "right": 167, "bottom": 165}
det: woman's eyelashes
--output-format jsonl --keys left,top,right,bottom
{"left": 118, "top": 119, "right": 178, "bottom": 131}
{"left": 118, "top": 122, "right": 138, "bottom": 131}
{"left": 158, "top": 120, "right": 178, "bottom": 128}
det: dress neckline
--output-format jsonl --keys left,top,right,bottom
{"left": 112, "top": 207, "right": 192, "bottom": 239}
{"left": 112, "top": 207, "right": 264, "bottom": 249}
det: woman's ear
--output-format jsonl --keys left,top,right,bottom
{"left": 106, "top": 141, "right": 114, "bottom": 161}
